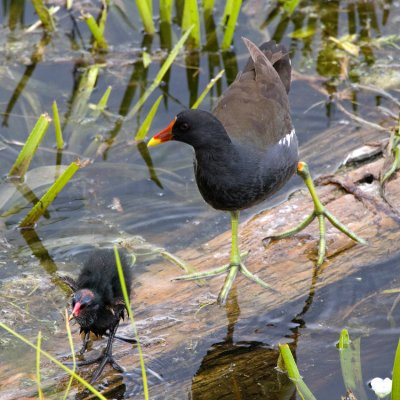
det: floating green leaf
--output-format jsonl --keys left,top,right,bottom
{"left": 288, "top": 26, "right": 316, "bottom": 39}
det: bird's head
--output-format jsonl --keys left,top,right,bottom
{"left": 147, "top": 109, "right": 230, "bottom": 149}
{"left": 69, "top": 289, "right": 100, "bottom": 322}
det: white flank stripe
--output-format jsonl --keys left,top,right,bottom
{"left": 278, "top": 128, "right": 296, "bottom": 147}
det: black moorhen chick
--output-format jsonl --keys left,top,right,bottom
{"left": 148, "top": 38, "right": 365, "bottom": 304}
{"left": 65, "top": 248, "right": 132, "bottom": 382}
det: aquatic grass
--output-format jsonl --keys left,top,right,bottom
{"left": 160, "top": 0, "right": 173, "bottom": 24}
{"left": 90, "top": 86, "right": 112, "bottom": 119}
{"left": 281, "top": 0, "right": 301, "bottom": 15}
{"left": 135, "top": 95, "right": 163, "bottom": 141}
{"left": 8, "top": 114, "right": 52, "bottom": 178}
{"left": 36, "top": 331, "right": 44, "bottom": 400}
{"left": 135, "top": 0, "right": 155, "bottom": 34}
{"left": 278, "top": 344, "right": 317, "bottom": 400}
{"left": 191, "top": 69, "right": 225, "bottom": 109}
{"left": 203, "top": 0, "right": 215, "bottom": 15}
{"left": 52, "top": 101, "right": 64, "bottom": 150}
{"left": 0, "top": 322, "right": 107, "bottom": 399}
{"left": 19, "top": 160, "right": 87, "bottom": 228}
{"left": 220, "top": 0, "right": 242, "bottom": 50}
{"left": 31, "top": 0, "right": 55, "bottom": 31}
{"left": 338, "top": 329, "right": 368, "bottom": 399}
{"left": 392, "top": 339, "right": 400, "bottom": 400}
{"left": 63, "top": 309, "right": 77, "bottom": 400}
{"left": 182, "top": 0, "right": 201, "bottom": 48}
{"left": 84, "top": 13, "right": 108, "bottom": 50}
{"left": 126, "top": 26, "right": 193, "bottom": 120}
{"left": 25, "top": 6, "right": 60, "bottom": 33}
{"left": 114, "top": 246, "right": 149, "bottom": 400}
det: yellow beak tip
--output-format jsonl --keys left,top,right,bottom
{"left": 68, "top": 314, "right": 74, "bottom": 321}
{"left": 147, "top": 137, "right": 162, "bottom": 147}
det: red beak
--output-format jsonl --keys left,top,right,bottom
{"left": 147, "top": 117, "right": 176, "bottom": 147}
{"left": 69, "top": 302, "right": 81, "bottom": 320}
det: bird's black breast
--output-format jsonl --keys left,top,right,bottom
{"left": 194, "top": 136, "right": 298, "bottom": 211}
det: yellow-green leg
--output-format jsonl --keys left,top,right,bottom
{"left": 266, "top": 162, "right": 367, "bottom": 266}
{"left": 381, "top": 129, "right": 400, "bottom": 184}
{"left": 174, "top": 210, "right": 273, "bottom": 304}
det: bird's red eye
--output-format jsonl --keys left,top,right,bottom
{"left": 180, "top": 122, "right": 189, "bottom": 131}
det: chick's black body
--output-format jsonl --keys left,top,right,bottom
{"left": 66, "top": 249, "right": 132, "bottom": 382}
{"left": 73, "top": 249, "right": 132, "bottom": 336}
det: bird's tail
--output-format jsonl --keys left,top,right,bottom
{"left": 242, "top": 40, "right": 291, "bottom": 94}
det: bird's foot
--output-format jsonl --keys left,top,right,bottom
{"left": 90, "top": 353, "right": 124, "bottom": 383}
{"left": 264, "top": 161, "right": 367, "bottom": 266}
{"left": 64, "top": 353, "right": 124, "bottom": 382}
{"left": 173, "top": 252, "right": 275, "bottom": 305}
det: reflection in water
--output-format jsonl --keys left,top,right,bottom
{"left": 190, "top": 288, "right": 297, "bottom": 399}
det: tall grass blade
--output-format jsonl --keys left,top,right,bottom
{"left": 114, "top": 247, "right": 149, "bottom": 400}
{"left": 392, "top": 339, "right": 400, "bottom": 400}
{"left": 0, "top": 322, "right": 107, "bottom": 399}
{"left": 192, "top": 69, "right": 225, "bottom": 109}
{"left": 182, "top": 0, "right": 201, "bottom": 48}
{"left": 84, "top": 13, "right": 108, "bottom": 49}
{"left": 52, "top": 101, "right": 64, "bottom": 150}
{"left": 8, "top": 114, "right": 51, "bottom": 178}
{"left": 36, "top": 331, "right": 44, "bottom": 400}
{"left": 19, "top": 159, "right": 87, "bottom": 227}
{"left": 221, "top": 0, "right": 242, "bottom": 50}
{"left": 160, "top": 0, "right": 173, "bottom": 24}
{"left": 31, "top": 0, "right": 55, "bottom": 31}
{"left": 135, "top": 0, "right": 155, "bottom": 34}
{"left": 63, "top": 309, "right": 76, "bottom": 400}
{"left": 278, "top": 344, "right": 317, "bottom": 400}
{"left": 338, "top": 329, "right": 369, "bottom": 399}
{"left": 126, "top": 27, "right": 193, "bottom": 120}
{"left": 135, "top": 95, "right": 163, "bottom": 141}
{"left": 90, "top": 86, "right": 112, "bottom": 120}
{"left": 203, "top": 0, "right": 215, "bottom": 14}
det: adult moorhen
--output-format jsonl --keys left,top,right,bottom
{"left": 148, "top": 38, "right": 365, "bottom": 304}
{"left": 64, "top": 248, "right": 132, "bottom": 382}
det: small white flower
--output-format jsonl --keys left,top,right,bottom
{"left": 369, "top": 377, "right": 392, "bottom": 398}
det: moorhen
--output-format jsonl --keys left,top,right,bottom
{"left": 64, "top": 248, "right": 132, "bottom": 382}
{"left": 148, "top": 38, "right": 365, "bottom": 304}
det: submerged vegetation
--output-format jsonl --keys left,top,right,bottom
{"left": 0, "top": 0, "right": 399, "bottom": 399}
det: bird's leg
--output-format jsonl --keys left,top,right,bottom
{"left": 64, "top": 322, "right": 124, "bottom": 382}
{"left": 79, "top": 332, "right": 90, "bottom": 355}
{"left": 174, "top": 211, "right": 274, "bottom": 305}
{"left": 265, "top": 161, "right": 367, "bottom": 266}
{"left": 381, "top": 129, "right": 400, "bottom": 184}
{"left": 89, "top": 322, "right": 124, "bottom": 383}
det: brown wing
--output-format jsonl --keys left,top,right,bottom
{"left": 212, "top": 38, "right": 293, "bottom": 150}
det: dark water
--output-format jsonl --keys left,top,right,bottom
{"left": 0, "top": 0, "right": 399, "bottom": 399}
